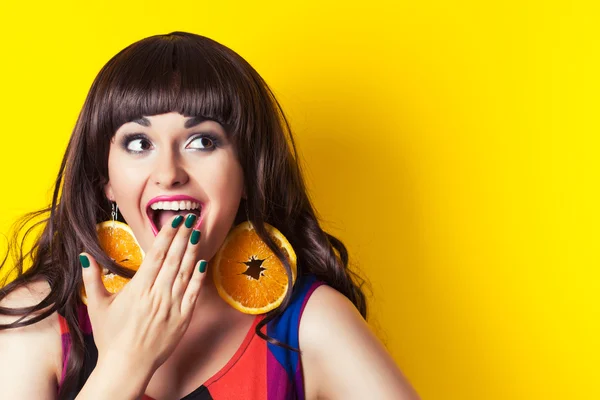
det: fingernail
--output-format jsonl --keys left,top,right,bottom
{"left": 172, "top": 215, "right": 184, "bottom": 228}
{"left": 199, "top": 260, "right": 207, "bottom": 273}
{"left": 190, "top": 230, "right": 201, "bottom": 245}
{"left": 185, "top": 213, "right": 197, "bottom": 228}
{"left": 79, "top": 254, "right": 90, "bottom": 268}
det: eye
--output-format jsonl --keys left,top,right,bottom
{"left": 126, "top": 138, "right": 152, "bottom": 153}
{"left": 119, "top": 133, "right": 153, "bottom": 154}
{"left": 187, "top": 134, "right": 220, "bottom": 151}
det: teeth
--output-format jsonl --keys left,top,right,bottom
{"left": 150, "top": 200, "right": 201, "bottom": 211}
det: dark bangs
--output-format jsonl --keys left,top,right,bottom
{"left": 88, "top": 32, "right": 257, "bottom": 140}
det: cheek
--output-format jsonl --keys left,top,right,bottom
{"left": 204, "top": 159, "right": 244, "bottom": 228}
{"left": 209, "top": 167, "right": 243, "bottom": 212}
{"left": 194, "top": 160, "right": 244, "bottom": 261}
{"left": 204, "top": 153, "right": 244, "bottom": 202}
{"left": 108, "top": 150, "right": 148, "bottom": 190}
{"left": 107, "top": 157, "right": 149, "bottom": 221}
{"left": 110, "top": 167, "right": 146, "bottom": 195}
{"left": 217, "top": 170, "right": 243, "bottom": 195}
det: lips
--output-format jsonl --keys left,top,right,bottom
{"left": 146, "top": 195, "right": 205, "bottom": 236}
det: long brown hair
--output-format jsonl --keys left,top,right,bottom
{"left": 0, "top": 31, "right": 369, "bottom": 397}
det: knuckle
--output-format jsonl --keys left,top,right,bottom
{"left": 161, "top": 308, "right": 172, "bottom": 323}
{"left": 178, "top": 271, "right": 188, "bottom": 283}
{"left": 150, "top": 293, "right": 165, "bottom": 315}
{"left": 154, "top": 249, "right": 168, "bottom": 264}
{"left": 162, "top": 256, "right": 178, "bottom": 270}
{"left": 152, "top": 304, "right": 170, "bottom": 324}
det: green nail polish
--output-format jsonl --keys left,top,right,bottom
{"left": 185, "top": 213, "right": 197, "bottom": 228}
{"left": 190, "top": 230, "right": 201, "bottom": 245}
{"left": 79, "top": 254, "right": 90, "bottom": 268}
{"left": 172, "top": 215, "right": 184, "bottom": 228}
{"left": 199, "top": 260, "right": 207, "bottom": 273}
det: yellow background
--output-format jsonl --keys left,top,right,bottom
{"left": 1, "top": 1, "right": 598, "bottom": 399}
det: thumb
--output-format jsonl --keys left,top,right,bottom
{"left": 79, "top": 253, "right": 110, "bottom": 305}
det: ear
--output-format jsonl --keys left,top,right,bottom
{"left": 104, "top": 182, "right": 115, "bottom": 202}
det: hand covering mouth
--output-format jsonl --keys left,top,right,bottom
{"left": 146, "top": 199, "right": 203, "bottom": 234}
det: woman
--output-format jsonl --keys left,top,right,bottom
{"left": 0, "top": 31, "right": 419, "bottom": 399}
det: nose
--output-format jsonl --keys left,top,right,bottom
{"left": 151, "top": 149, "right": 189, "bottom": 188}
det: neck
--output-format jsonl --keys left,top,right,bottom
{"left": 193, "top": 265, "right": 242, "bottom": 320}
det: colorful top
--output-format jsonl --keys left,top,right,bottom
{"left": 56, "top": 274, "right": 325, "bottom": 400}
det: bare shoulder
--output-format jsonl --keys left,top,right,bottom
{"left": 0, "top": 278, "right": 57, "bottom": 323}
{"left": 0, "top": 278, "right": 62, "bottom": 398}
{"left": 299, "top": 284, "right": 420, "bottom": 400}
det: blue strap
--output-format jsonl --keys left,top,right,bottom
{"left": 267, "top": 274, "right": 318, "bottom": 378}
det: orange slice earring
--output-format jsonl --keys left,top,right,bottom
{"left": 212, "top": 221, "right": 297, "bottom": 314}
{"left": 80, "top": 202, "right": 145, "bottom": 304}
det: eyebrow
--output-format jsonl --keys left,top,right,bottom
{"left": 130, "top": 116, "right": 210, "bottom": 129}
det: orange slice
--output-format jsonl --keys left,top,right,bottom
{"left": 212, "top": 221, "right": 297, "bottom": 314}
{"left": 81, "top": 221, "right": 145, "bottom": 304}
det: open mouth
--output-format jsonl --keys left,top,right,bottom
{"left": 146, "top": 201, "right": 203, "bottom": 236}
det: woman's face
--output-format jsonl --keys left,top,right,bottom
{"left": 103, "top": 112, "right": 244, "bottom": 261}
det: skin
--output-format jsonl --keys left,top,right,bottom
{"left": 0, "top": 111, "right": 420, "bottom": 399}
{"left": 103, "top": 110, "right": 249, "bottom": 339}
{"left": 300, "top": 286, "right": 421, "bottom": 399}
{"left": 103, "top": 111, "right": 245, "bottom": 262}
{"left": 84, "top": 111, "right": 260, "bottom": 398}
{"left": 102, "top": 111, "right": 420, "bottom": 399}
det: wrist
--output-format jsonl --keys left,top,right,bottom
{"left": 97, "top": 349, "right": 157, "bottom": 397}
{"left": 76, "top": 350, "right": 157, "bottom": 400}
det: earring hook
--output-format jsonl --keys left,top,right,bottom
{"left": 111, "top": 202, "right": 118, "bottom": 228}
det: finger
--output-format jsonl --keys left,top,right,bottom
{"left": 181, "top": 259, "right": 208, "bottom": 317}
{"left": 171, "top": 229, "right": 202, "bottom": 300}
{"left": 152, "top": 213, "right": 197, "bottom": 294}
{"left": 80, "top": 253, "right": 110, "bottom": 307}
{"left": 130, "top": 214, "right": 185, "bottom": 290}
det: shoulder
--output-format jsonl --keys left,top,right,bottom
{"left": 299, "top": 284, "right": 421, "bottom": 400}
{"left": 298, "top": 284, "right": 363, "bottom": 350}
{"left": 299, "top": 281, "right": 365, "bottom": 337}
{"left": 0, "top": 278, "right": 57, "bottom": 324}
{"left": 0, "top": 278, "right": 63, "bottom": 397}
